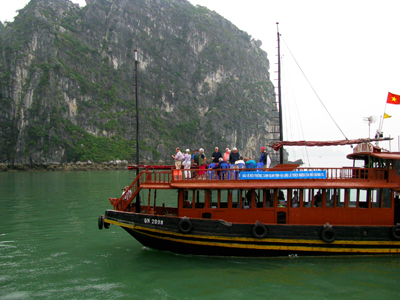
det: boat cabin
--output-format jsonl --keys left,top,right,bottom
{"left": 111, "top": 143, "right": 400, "bottom": 228}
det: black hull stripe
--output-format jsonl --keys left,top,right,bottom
{"left": 130, "top": 228, "right": 400, "bottom": 254}
{"left": 133, "top": 228, "right": 399, "bottom": 250}
{"left": 105, "top": 218, "right": 400, "bottom": 247}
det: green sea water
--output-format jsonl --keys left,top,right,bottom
{"left": 1, "top": 170, "right": 400, "bottom": 300}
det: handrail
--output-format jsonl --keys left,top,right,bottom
{"left": 110, "top": 167, "right": 389, "bottom": 211}
{"left": 169, "top": 167, "right": 389, "bottom": 182}
{"left": 109, "top": 170, "right": 173, "bottom": 211}
{"left": 109, "top": 171, "right": 146, "bottom": 211}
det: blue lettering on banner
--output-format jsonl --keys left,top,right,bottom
{"left": 239, "top": 171, "right": 327, "bottom": 180}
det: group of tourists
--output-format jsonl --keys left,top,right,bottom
{"left": 172, "top": 146, "right": 272, "bottom": 179}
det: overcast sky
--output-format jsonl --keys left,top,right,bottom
{"left": 2, "top": 0, "right": 400, "bottom": 163}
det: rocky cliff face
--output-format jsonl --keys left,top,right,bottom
{"left": 0, "top": 0, "right": 282, "bottom": 165}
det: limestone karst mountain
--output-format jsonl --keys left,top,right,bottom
{"left": 0, "top": 0, "right": 282, "bottom": 166}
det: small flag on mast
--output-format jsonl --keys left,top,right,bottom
{"left": 387, "top": 92, "right": 400, "bottom": 105}
{"left": 384, "top": 113, "right": 392, "bottom": 119}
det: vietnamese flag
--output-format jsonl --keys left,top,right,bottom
{"left": 387, "top": 92, "right": 400, "bottom": 104}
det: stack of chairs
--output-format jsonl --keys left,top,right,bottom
{"left": 237, "top": 163, "right": 245, "bottom": 179}
{"left": 207, "top": 163, "right": 216, "bottom": 179}
{"left": 228, "top": 164, "right": 237, "bottom": 180}
{"left": 228, "top": 163, "right": 246, "bottom": 180}
{"left": 256, "top": 162, "right": 264, "bottom": 171}
{"left": 217, "top": 163, "right": 229, "bottom": 180}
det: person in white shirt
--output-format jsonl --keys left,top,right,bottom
{"left": 235, "top": 156, "right": 245, "bottom": 165}
{"left": 172, "top": 147, "right": 184, "bottom": 169}
{"left": 122, "top": 186, "right": 132, "bottom": 211}
{"left": 183, "top": 149, "right": 192, "bottom": 179}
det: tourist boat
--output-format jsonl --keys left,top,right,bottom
{"left": 98, "top": 24, "right": 400, "bottom": 256}
{"left": 99, "top": 138, "right": 400, "bottom": 257}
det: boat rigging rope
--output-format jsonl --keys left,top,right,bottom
{"left": 281, "top": 58, "right": 311, "bottom": 167}
{"left": 281, "top": 37, "right": 349, "bottom": 141}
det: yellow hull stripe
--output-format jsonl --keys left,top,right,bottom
{"left": 140, "top": 230, "right": 400, "bottom": 254}
{"left": 104, "top": 218, "right": 400, "bottom": 250}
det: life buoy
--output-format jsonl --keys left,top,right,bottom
{"left": 391, "top": 225, "right": 400, "bottom": 240}
{"left": 252, "top": 223, "right": 268, "bottom": 238}
{"left": 98, "top": 215, "right": 104, "bottom": 230}
{"left": 178, "top": 218, "right": 193, "bottom": 234}
{"left": 321, "top": 227, "right": 336, "bottom": 243}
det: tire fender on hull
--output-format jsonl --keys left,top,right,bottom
{"left": 98, "top": 215, "right": 104, "bottom": 230}
{"left": 321, "top": 227, "right": 336, "bottom": 243}
{"left": 391, "top": 225, "right": 400, "bottom": 240}
{"left": 178, "top": 218, "right": 193, "bottom": 234}
{"left": 252, "top": 222, "right": 268, "bottom": 238}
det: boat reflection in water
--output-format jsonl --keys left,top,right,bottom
{"left": 99, "top": 139, "right": 400, "bottom": 257}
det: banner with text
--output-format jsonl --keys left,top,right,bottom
{"left": 239, "top": 170, "right": 327, "bottom": 180}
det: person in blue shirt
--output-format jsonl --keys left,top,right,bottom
{"left": 259, "top": 146, "right": 271, "bottom": 168}
{"left": 244, "top": 157, "right": 256, "bottom": 169}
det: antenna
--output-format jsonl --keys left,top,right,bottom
{"left": 363, "top": 116, "right": 377, "bottom": 139}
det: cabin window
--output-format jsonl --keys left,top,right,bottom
{"left": 232, "top": 189, "right": 242, "bottom": 209}
{"left": 195, "top": 190, "right": 205, "bottom": 208}
{"left": 396, "top": 161, "right": 400, "bottom": 176}
{"left": 359, "top": 189, "right": 369, "bottom": 208}
{"left": 382, "top": 188, "right": 392, "bottom": 208}
{"left": 277, "top": 212, "right": 286, "bottom": 224}
{"left": 313, "top": 189, "right": 323, "bottom": 207}
{"left": 209, "top": 190, "right": 218, "bottom": 208}
{"left": 242, "top": 190, "right": 253, "bottom": 208}
{"left": 373, "top": 158, "right": 387, "bottom": 169}
{"left": 354, "top": 160, "right": 364, "bottom": 168}
{"left": 290, "top": 189, "right": 300, "bottom": 208}
{"left": 325, "top": 189, "right": 334, "bottom": 207}
{"left": 182, "top": 189, "right": 194, "bottom": 209}
{"left": 372, "top": 189, "right": 381, "bottom": 208}
{"left": 303, "top": 189, "right": 312, "bottom": 207}
{"left": 277, "top": 189, "right": 288, "bottom": 207}
{"left": 255, "top": 190, "right": 263, "bottom": 208}
{"left": 335, "top": 189, "right": 345, "bottom": 207}
{"left": 219, "top": 190, "right": 229, "bottom": 208}
{"left": 348, "top": 189, "right": 358, "bottom": 208}
{"left": 265, "top": 189, "right": 274, "bottom": 207}
{"left": 202, "top": 212, "right": 212, "bottom": 219}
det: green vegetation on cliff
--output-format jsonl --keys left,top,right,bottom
{"left": 0, "top": 0, "right": 280, "bottom": 165}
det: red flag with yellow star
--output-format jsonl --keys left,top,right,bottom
{"left": 387, "top": 92, "right": 400, "bottom": 104}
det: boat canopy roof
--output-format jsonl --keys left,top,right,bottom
{"left": 347, "top": 152, "right": 400, "bottom": 161}
{"left": 271, "top": 138, "right": 392, "bottom": 151}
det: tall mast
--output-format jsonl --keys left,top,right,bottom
{"left": 134, "top": 50, "right": 139, "bottom": 177}
{"left": 134, "top": 49, "right": 141, "bottom": 213}
{"left": 276, "top": 22, "right": 284, "bottom": 164}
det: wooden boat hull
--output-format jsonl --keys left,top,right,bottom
{"left": 104, "top": 210, "right": 400, "bottom": 257}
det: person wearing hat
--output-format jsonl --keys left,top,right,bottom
{"left": 183, "top": 149, "right": 192, "bottom": 179}
{"left": 211, "top": 147, "right": 223, "bottom": 163}
{"left": 260, "top": 146, "right": 271, "bottom": 168}
{"left": 229, "top": 147, "right": 240, "bottom": 164}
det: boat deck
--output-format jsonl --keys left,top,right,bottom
{"left": 140, "top": 167, "right": 389, "bottom": 189}
{"left": 109, "top": 166, "right": 396, "bottom": 212}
